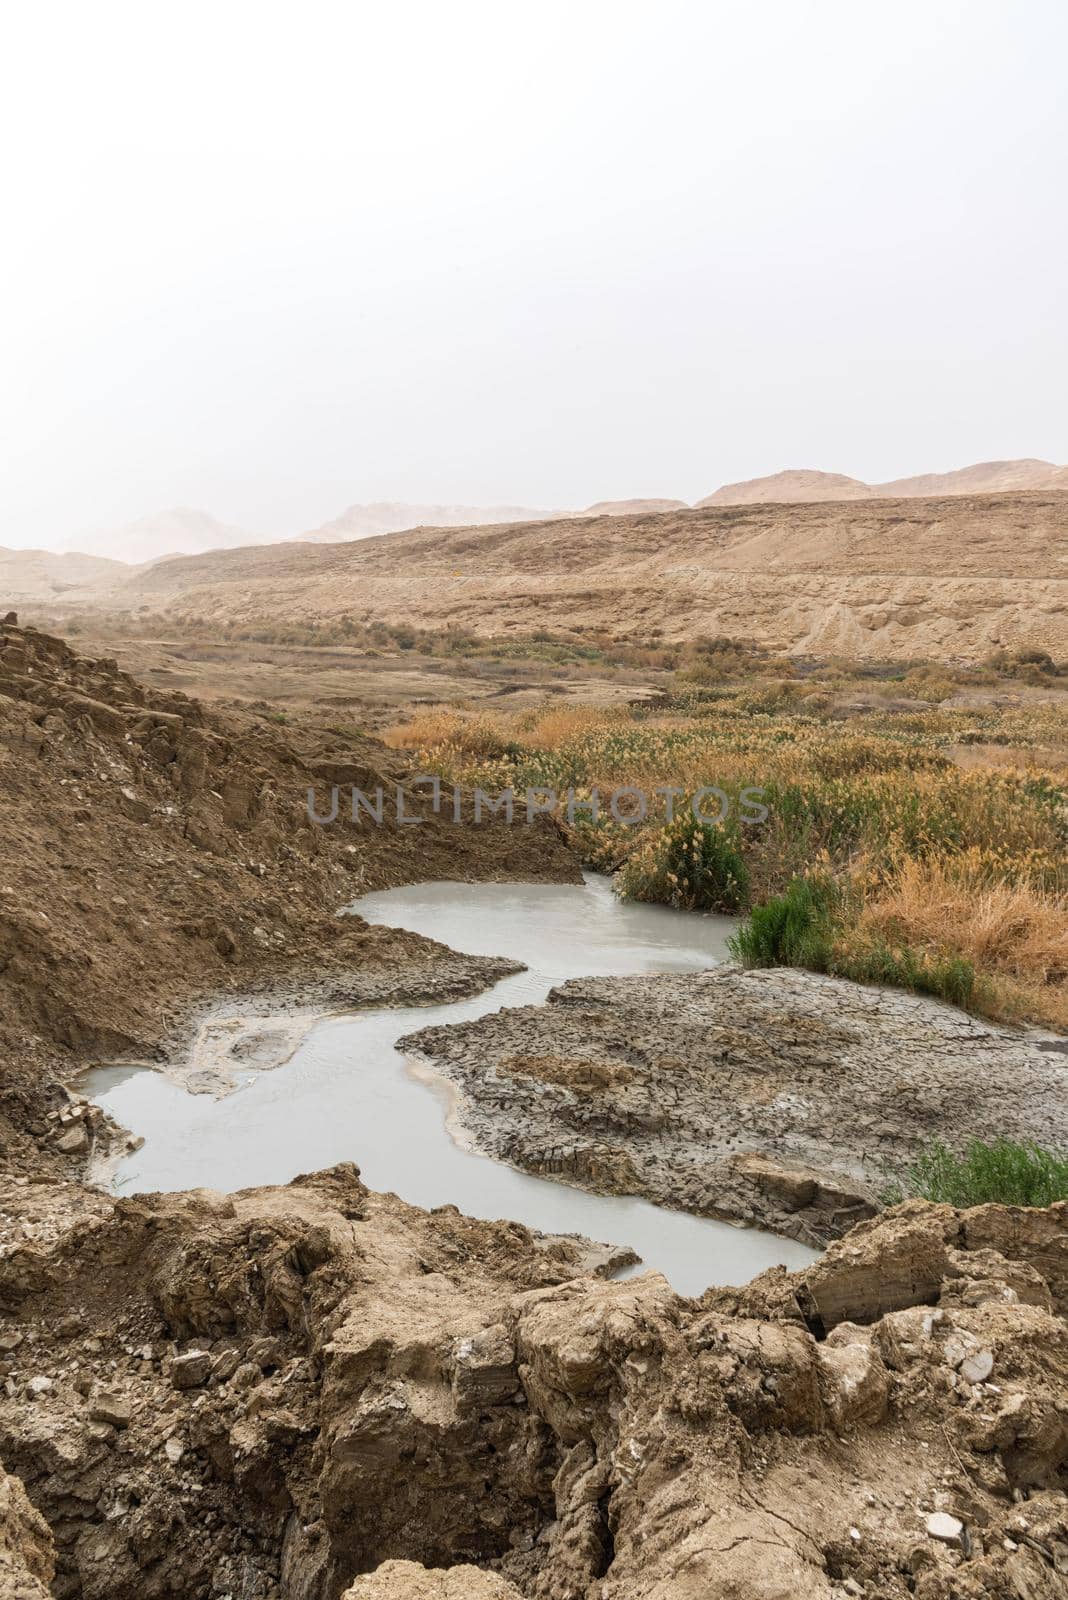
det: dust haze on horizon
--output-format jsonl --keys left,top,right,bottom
{"left": 2, "top": 1, "right": 1066, "bottom": 555}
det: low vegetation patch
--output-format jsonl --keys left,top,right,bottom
{"left": 884, "top": 1138, "right": 1068, "bottom": 1208}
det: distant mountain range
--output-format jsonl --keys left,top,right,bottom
{"left": 6, "top": 459, "right": 1067, "bottom": 567}
{"left": 47, "top": 508, "right": 260, "bottom": 566}
{"left": 294, "top": 502, "right": 561, "bottom": 545}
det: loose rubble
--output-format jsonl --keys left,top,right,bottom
{"left": 0, "top": 1168, "right": 1066, "bottom": 1597}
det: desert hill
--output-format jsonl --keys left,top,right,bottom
{"left": 700, "top": 458, "right": 1067, "bottom": 507}
{"left": 109, "top": 490, "right": 1068, "bottom": 661}
{"left": 52, "top": 507, "right": 264, "bottom": 564}
{"left": 0, "top": 544, "right": 133, "bottom": 604}
{"left": 698, "top": 470, "right": 872, "bottom": 506}
{"left": 580, "top": 497, "right": 688, "bottom": 516}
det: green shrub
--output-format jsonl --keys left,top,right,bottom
{"left": 884, "top": 1138, "right": 1068, "bottom": 1208}
{"left": 728, "top": 876, "right": 838, "bottom": 968}
{"left": 617, "top": 817, "right": 750, "bottom": 913}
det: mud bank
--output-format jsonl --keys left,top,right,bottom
{"left": 400, "top": 964, "right": 1068, "bottom": 1246}
{"left": 0, "top": 618, "right": 578, "bottom": 1182}
{"left": 2, "top": 1167, "right": 1068, "bottom": 1598}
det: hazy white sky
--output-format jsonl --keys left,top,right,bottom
{"left": 2, "top": 0, "right": 1066, "bottom": 546}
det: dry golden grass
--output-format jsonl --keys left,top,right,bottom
{"left": 860, "top": 854, "right": 1068, "bottom": 1028}
{"left": 513, "top": 704, "right": 629, "bottom": 748}
{"left": 382, "top": 710, "right": 468, "bottom": 749}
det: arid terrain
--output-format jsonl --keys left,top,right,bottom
{"left": 11, "top": 488, "right": 1066, "bottom": 664}
{"left": 1, "top": 598, "right": 1066, "bottom": 1598}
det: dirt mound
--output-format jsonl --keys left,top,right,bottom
{"left": 1, "top": 1166, "right": 1066, "bottom": 1598}
{"left": 344, "top": 1566, "right": 522, "bottom": 1597}
{"left": 0, "top": 619, "right": 578, "bottom": 1177}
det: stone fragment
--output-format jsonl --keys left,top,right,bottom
{"left": 450, "top": 1325, "right": 518, "bottom": 1409}
{"left": 170, "top": 1350, "right": 212, "bottom": 1389}
{"left": 53, "top": 1123, "right": 89, "bottom": 1155}
{"left": 89, "top": 1392, "right": 132, "bottom": 1429}
{"left": 960, "top": 1349, "right": 994, "bottom": 1384}
{"left": 926, "top": 1512, "right": 964, "bottom": 1544}
{"left": 816, "top": 1337, "right": 889, "bottom": 1429}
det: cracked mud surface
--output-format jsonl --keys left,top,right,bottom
{"left": 400, "top": 965, "right": 1068, "bottom": 1246}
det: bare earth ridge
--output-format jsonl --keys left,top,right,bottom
{"left": 102, "top": 490, "right": 1068, "bottom": 660}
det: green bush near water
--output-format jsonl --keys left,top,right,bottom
{"left": 727, "top": 876, "right": 838, "bottom": 967}
{"left": 884, "top": 1138, "right": 1068, "bottom": 1208}
{"left": 729, "top": 875, "right": 985, "bottom": 1011}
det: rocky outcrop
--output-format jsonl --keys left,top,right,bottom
{"left": 400, "top": 966, "right": 1068, "bottom": 1244}
{"left": 1, "top": 1167, "right": 1067, "bottom": 1598}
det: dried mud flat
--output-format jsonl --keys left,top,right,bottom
{"left": 2, "top": 618, "right": 1068, "bottom": 1598}
{"left": 400, "top": 967, "right": 1068, "bottom": 1247}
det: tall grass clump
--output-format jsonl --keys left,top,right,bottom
{"left": 616, "top": 817, "right": 750, "bottom": 913}
{"left": 728, "top": 876, "right": 838, "bottom": 968}
{"left": 884, "top": 1138, "right": 1068, "bottom": 1208}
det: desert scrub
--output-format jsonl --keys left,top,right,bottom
{"left": 884, "top": 1138, "right": 1068, "bottom": 1208}
{"left": 616, "top": 817, "right": 750, "bottom": 913}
